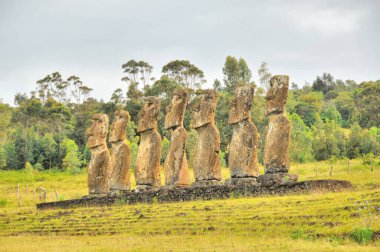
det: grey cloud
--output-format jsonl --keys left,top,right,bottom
{"left": 0, "top": 0, "right": 379, "bottom": 104}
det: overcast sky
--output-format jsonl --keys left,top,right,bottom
{"left": 1, "top": 0, "right": 379, "bottom": 105}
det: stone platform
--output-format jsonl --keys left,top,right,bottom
{"left": 36, "top": 179, "right": 352, "bottom": 210}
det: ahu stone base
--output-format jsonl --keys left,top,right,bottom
{"left": 37, "top": 179, "right": 352, "bottom": 210}
{"left": 225, "top": 177, "right": 259, "bottom": 186}
{"left": 192, "top": 180, "right": 222, "bottom": 187}
{"left": 257, "top": 173, "right": 298, "bottom": 187}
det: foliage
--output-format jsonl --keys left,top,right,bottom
{"left": 0, "top": 199, "right": 7, "bottom": 207}
{"left": 353, "top": 81, "right": 380, "bottom": 128}
{"left": 129, "top": 140, "right": 139, "bottom": 170}
{"left": 312, "top": 73, "right": 336, "bottom": 94}
{"left": 219, "top": 151, "right": 227, "bottom": 167}
{"left": 0, "top": 145, "right": 6, "bottom": 169}
{"left": 257, "top": 61, "right": 272, "bottom": 91}
{"left": 122, "top": 60, "right": 154, "bottom": 89}
{"left": 0, "top": 103, "right": 12, "bottom": 144}
{"left": 161, "top": 60, "right": 205, "bottom": 90}
{"left": 24, "top": 161, "right": 34, "bottom": 173}
{"left": 251, "top": 87, "right": 267, "bottom": 164}
{"left": 361, "top": 127, "right": 380, "bottom": 156}
{"left": 350, "top": 228, "right": 373, "bottom": 244}
{"left": 290, "top": 229, "right": 304, "bottom": 240}
{"left": 62, "top": 139, "right": 82, "bottom": 174}
{"left": 161, "top": 137, "right": 170, "bottom": 164}
{"left": 215, "top": 92, "right": 232, "bottom": 153}
{"left": 0, "top": 64, "right": 379, "bottom": 171}
{"left": 311, "top": 116, "right": 345, "bottom": 161}
{"left": 321, "top": 105, "right": 343, "bottom": 126}
{"left": 346, "top": 123, "right": 362, "bottom": 159}
{"left": 222, "top": 56, "right": 252, "bottom": 93}
{"left": 290, "top": 113, "right": 313, "bottom": 163}
{"left": 361, "top": 153, "right": 374, "bottom": 165}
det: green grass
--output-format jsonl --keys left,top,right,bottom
{"left": 0, "top": 159, "right": 379, "bottom": 251}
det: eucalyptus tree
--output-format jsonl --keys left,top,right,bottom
{"left": 257, "top": 61, "right": 272, "bottom": 91}
{"left": 162, "top": 60, "right": 205, "bottom": 90}
{"left": 65, "top": 75, "right": 92, "bottom": 105}
{"left": 122, "top": 60, "right": 154, "bottom": 89}
{"left": 223, "top": 56, "right": 252, "bottom": 93}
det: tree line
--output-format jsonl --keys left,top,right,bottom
{"left": 0, "top": 57, "right": 379, "bottom": 172}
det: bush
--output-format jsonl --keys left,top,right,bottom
{"left": 34, "top": 162, "right": 43, "bottom": 171}
{"left": 351, "top": 228, "right": 373, "bottom": 244}
{"left": 161, "top": 137, "right": 170, "bottom": 164}
{"left": 362, "top": 152, "right": 374, "bottom": 165}
{"left": 0, "top": 145, "right": 6, "bottom": 170}
{"left": 62, "top": 139, "right": 82, "bottom": 174}
{"left": 0, "top": 199, "right": 7, "bottom": 207}
{"left": 291, "top": 229, "right": 304, "bottom": 240}
{"left": 219, "top": 151, "right": 227, "bottom": 167}
{"left": 24, "top": 162, "right": 34, "bottom": 173}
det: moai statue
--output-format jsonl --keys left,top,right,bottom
{"left": 134, "top": 97, "right": 162, "bottom": 189}
{"left": 109, "top": 110, "right": 131, "bottom": 192}
{"left": 164, "top": 89, "right": 191, "bottom": 187}
{"left": 87, "top": 114, "right": 112, "bottom": 195}
{"left": 258, "top": 75, "right": 297, "bottom": 186}
{"left": 191, "top": 89, "right": 221, "bottom": 186}
{"left": 226, "top": 85, "right": 259, "bottom": 186}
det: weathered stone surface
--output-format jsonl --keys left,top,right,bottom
{"left": 264, "top": 75, "right": 292, "bottom": 174}
{"left": 87, "top": 114, "right": 109, "bottom": 148}
{"left": 109, "top": 110, "right": 131, "bottom": 191}
{"left": 257, "top": 173, "right": 298, "bottom": 187}
{"left": 192, "top": 89, "right": 221, "bottom": 183}
{"left": 225, "top": 177, "right": 259, "bottom": 186}
{"left": 87, "top": 114, "right": 112, "bottom": 195}
{"left": 135, "top": 97, "right": 162, "bottom": 189}
{"left": 164, "top": 90, "right": 191, "bottom": 187}
{"left": 264, "top": 114, "right": 291, "bottom": 173}
{"left": 164, "top": 127, "right": 190, "bottom": 187}
{"left": 266, "top": 75, "right": 289, "bottom": 115}
{"left": 228, "top": 85, "right": 254, "bottom": 124}
{"left": 192, "top": 180, "right": 222, "bottom": 187}
{"left": 229, "top": 121, "right": 259, "bottom": 177}
{"left": 137, "top": 96, "right": 161, "bottom": 133}
{"left": 37, "top": 179, "right": 353, "bottom": 210}
{"left": 109, "top": 110, "right": 129, "bottom": 142}
{"left": 192, "top": 89, "right": 218, "bottom": 128}
{"left": 228, "top": 85, "right": 259, "bottom": 178}
{"left": 164, "top": 89, "right": 188, "bottom": 129}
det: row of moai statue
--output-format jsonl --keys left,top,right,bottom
{"left": 86, "top": 75, "right": 297, "bottom": 195}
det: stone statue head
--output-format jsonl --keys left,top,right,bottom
{"left": 228, "top": 85, "right": 254, "bottom": 124}
{"left": 109, "top": 110, "right": 130, "bottom": 143}
{"left": 266, "top": 75, "right": 289, "bottom": 115}
{"left": 137, "top": 96, "right": 161, "bottom": 133}
{"left": 164, "top": 89, "right": 188, "bottom": 129}
{"left": 87, "top": 114, "right": 109, "bottom": 148}
{"left": 191, "top": 89, "right": 218, "bottom": 129}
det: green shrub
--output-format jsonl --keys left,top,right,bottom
{"left": 62, "top": 139, "right": 82, "bottom": 175}
{"left": 115, "top": 198, "right": 126, "bottom": 206}
{"left": 0, "top": 199, "right": 7, "bottom": 207}
{"left": 328, "top": 235, "right": 343, "bottom": 245}
{"left": 24, "top": 162, "right": 34, "bottom": 173}
{"left": 351, "top": 228, "right": 373, "bottom": 244}
{"left": 219, "top": 151, "right": 227, "bottom": 167}
{"left": 291, "top": 229, "right": 304, "bottom": 240}
{"left": 34, "top": 162, "right": 43, "bottom": 171}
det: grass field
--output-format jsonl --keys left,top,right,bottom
{"left": 0, "top": 159, "right": 379, "bottom": 251}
